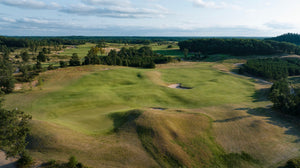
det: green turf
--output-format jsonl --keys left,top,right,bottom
{"left": 60, "top": 43, "right": 96, "bottom": 58}
{"left": 151, "top": 44, "right": 189, "bottom": 57}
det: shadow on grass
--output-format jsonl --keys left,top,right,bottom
{"left": 154, "top": 49, "right": 183, "bottom": 57}
{"left": 1, "top": 162, "right": 16, "bottom": 168}
{"left": 215, "top": 115, "right": 252, "bottom": 123}
{"left": 252, "top": 88, "right": 270, "bottom": 102}
{"left": 246, "top": 107, "right": 300, "bottom": 144}
{"left": 108, "top": 109, "right": 143, "bottom": 132}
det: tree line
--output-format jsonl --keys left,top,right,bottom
{"left": 178, "top": 38, "right": 300, "bottom": 56}
{"left": 267, "top": 33, "right": 300, "bottom": 45}
{"left": 80, "top": 46, "right": 175, "bottom": 68}
{"left": 238, "top": 57, "right": 300, "bottom": 117}
{"left": 269, "top": 79, "right": 300, "bottom": 116}
{"left": 239, "top": 58, "right": 300, "bottom": 80}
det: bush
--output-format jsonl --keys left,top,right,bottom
{"left": 69, "top": 53, "right": 81, "bottom": 66}
{"left": 67, "top": 156, "right": 78, "bottom": 168}
{"left": 59, "top": 61, "right": 68, "bottom": 68}
{"left": 47, "top": 64, "right": 54, "bottom": 70}
{"left": 285, "top": 157, "right": 300, "bottom": 168}
{"left": 17, "top": 152, "right": 33, "bottom": 168}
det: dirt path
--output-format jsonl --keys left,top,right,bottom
{"left": 229, "top": 71, "right": 273, "bottom": 85}
{"left": 0, "top": 151, "right": 16, "bottom": 168}
{"left": 228, "top": 63, "right": 273, "bottom": 85}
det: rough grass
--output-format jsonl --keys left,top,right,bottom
{"left": 136, "top": 109, "right": 260, "bottom": 168}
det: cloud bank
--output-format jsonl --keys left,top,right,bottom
{"left": 0, "top": 0, "right": 168, "bottom": 18}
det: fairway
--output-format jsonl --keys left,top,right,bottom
{"left": 60, "top": 43, "right": 96, "bottom": 58}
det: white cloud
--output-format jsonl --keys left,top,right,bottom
{"left": 0, "top": 0, "right": 60, "bottom": 9}
{"left": 0, "top": 17, "right": 16, "bottom": 23}
{"left": 264, "top": 21, "right": 295, "bottom": 30}
{"left": 60, "top": 3, "right": 169, "bottom": 18}
{"left": 188, "top": 0, "right": 241, "bottom": 10}
{"left": 0, "top": 0, "right": 169, "bottom": 19}
{"left": 81, "top": 0, "right": 131, "bottom": 7}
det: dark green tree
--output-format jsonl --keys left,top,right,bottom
{"left": 183, "top": 49, "right": 189, "bottom": 59}
{"left": 21, "top": 51, "right": 30, "bottom": 62}
{"left": 0, "top": 58, "right": 15, "bottom": 93}
{"left": 0, "top": 99, "right": 32, "bottom": 158}
{"left": 59, "top": 61, "right": 68, "bottom": 68}
{"left": 37, "top": 52, "right": 46, "bottom": 62}
{"left": 69, "top": 53, "right": 81, "bottom": 66}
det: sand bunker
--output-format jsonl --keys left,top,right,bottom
{"left": 168, "top": 83, "right": 192, "bottom": 89}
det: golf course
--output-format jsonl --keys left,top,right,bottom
{"left": 3, "top": 55, "right": 300, "bottom": 167}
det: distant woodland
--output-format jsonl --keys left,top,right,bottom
{"left": 179, "top": 38, "right": 300, "bottom": 55}
{"left": 267, "top": 33, "right": 300, "bottom": 45}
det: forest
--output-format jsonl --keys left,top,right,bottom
{"left": 239, "top": 58, "right": 300, "bottom": 80}
{"left": 239, "top": 57, "right": 300, "bottom": 117}
{"left": 269, "top": 79, "right": 300, "bottom": 116}
{"left": 267, "top": 33, "right": 300, "bottom": 45}
{"left": 178, "top": 38, "right": 300, "bottom": 55}
{"left": 82, "top": 46, "right": 174, "bottom": 68}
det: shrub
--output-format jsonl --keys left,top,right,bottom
{"left": 285, "top": 157, "right": 300, "bottom": 168}
{"left": 67, "top": 156, "right": 78, "bottom": 168}
{"left": 47, "top": 64, "right": 54, "bottom": 70}
{"left": 17, "top": 152, "right": 33, "bottom": 168}
{"left": 59, "top": 61, "right": 68, "bottom": 68}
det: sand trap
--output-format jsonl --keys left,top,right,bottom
{"left": 168, "top": 83, "right": 192, "bottom": 89}
{"left": 151, "top": 107, "right": 167, "bottom": 110}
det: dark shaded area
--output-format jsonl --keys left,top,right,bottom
{"left": 266, "top": 33, "right": 300, "bottom": 45}
{"left": 278, "top": 157, "right": 300, "bottom": 168}
{"left": 240, "top": 58, "right": 300, "bottom": 80}
{"left": 247, "top": 107, "right": 300, "bottom": 145}
{"left": 1, "top": 162, "right": 16, "bottom": 168}
{"left": 215, "top": 152, "right": 260, "bottom": 168}
{"left": 136, "top": 125, "right": 184, "bottom": 168}
{"left": 215, "top": 116, "right": 252, "bottom": 123}
{"left": 252, "top": 88, "right": 271, "bottom": 102}
{"left": 179, "top": 38, "right": 299, "bottom": 56}
{"left": 108, "top": 109, "right": 143, "bottom": 132}
{"left": 151, "top": 107, "right": 167, "bottom": 110}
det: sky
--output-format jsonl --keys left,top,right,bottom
{"left": 0, "top": 0, "right": 299, "bottom": 36}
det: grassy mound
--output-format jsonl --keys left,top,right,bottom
{"left": 136, "top": 110, "right": 260, "bottom": 168}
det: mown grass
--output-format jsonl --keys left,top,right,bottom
{"left": 60, "top": 43, "right": 96, "bottom": 58}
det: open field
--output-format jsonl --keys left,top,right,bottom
{"left": 59, "top": 43, "right": 96, "bottom": 58}
{"left": 59, "top": 42, "right": 187, "bottom": 58}
{"left": 4, "top": 61, "right": 300, "bottom": 167}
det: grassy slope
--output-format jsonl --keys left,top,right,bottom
{"left": 4, "top": 62, "right": 300, "bottom": 167}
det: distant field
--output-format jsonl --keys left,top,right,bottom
{"left": 60, "top": 43, "right": 96, "bottom": 58}
{"left": 59, "top": 42, "right": 186, "bottom": 59}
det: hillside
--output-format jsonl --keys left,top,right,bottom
{"left": 267, "top": 33, "right": 300, "bottom": 45}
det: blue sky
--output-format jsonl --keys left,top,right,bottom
{"left": 0, "top": 0, "right": 299, "bottom": 36}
